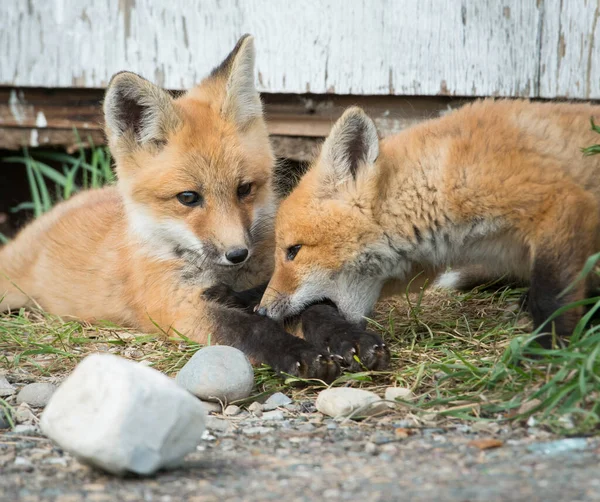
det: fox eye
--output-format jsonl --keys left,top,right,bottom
{"left": 286, "top": 244, "right": 302, "bottom": 261}
{"left": 176, "top": 191, "right": 203, "bottom": 207}
{"left": 237, "top": 182, "right": 253, "bottom": 199}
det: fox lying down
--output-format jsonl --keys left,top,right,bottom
{"left": 257, "top": 100, "right": 600, "bottom": 346}
{"left": 0, "top": 36, "right": 389, "bottom": 381}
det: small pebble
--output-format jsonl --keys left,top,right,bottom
{"left": 242, "top": 426, "right": 273, "bottom": 435}
{"left": 205, "top": 416, "right": 232, "bottom": 433}
{"left": 296, "top": 423, "right": 316, "bottom": 432}
{"left": 200, "top": 401, "right": 222, "bottom": 414}
{"left": 16, "top": 383, "right": 57, "bottom": 408}
{"left": 364, "top": 442, "right": 378, "bottom": 455}
{"left": 15, "top": 403, "right": 35, "bottom": 424}
{"left": 0, "top": 374, "right": 16, "bottom": 397}
{"left": 248, "top": 401, "right": 263, "bottom": 417}
{"left": 384, "top": 387, "right": 414, "bottom": 405}
{"left": 14, "top": 456, "right": 33, "bottom": 467}
{"left": 262, "top": 410, "right": 285, "bottom": 421}
{"left": 176, "top": 346, "right": 254, "bottom": 403}
{"left": 527, "top": 438, "right": 588, "bottom": 455}
{"left": 9, "top": 424, "right": 41, "bottom": 436}
{"left": 224, "top": 405, "right": 242, "bottom": 416}
{"left": 263, "top": 392, "right": 292, "bottom": 411}
{"left": 316, "top": 388, "right": 388, "bottom": 419}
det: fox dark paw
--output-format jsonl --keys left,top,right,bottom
{"left": 273, "top": 345, "right": 341, "bottom": 383}
{"left": 203, "top": 284, "right": 242, "bottom": 308}
{"left": 203, "top": 282, "right": 267, "bottom": 313}
{"left": 326, "top": 329, "right": 391, "bottom": 372}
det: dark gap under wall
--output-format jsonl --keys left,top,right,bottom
{"left": 0, "top": 149, "right": 309, "bottom": 240}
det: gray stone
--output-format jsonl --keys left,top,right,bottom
{"left": 10, "top": 424, "right": 41, "bottom": 436}
{"left": 0, "top": 374, "right": 16, "bottom": 397}
{"left": 176, "top": 346, "right": 254, "bottom": 403}
{"left": 15, "top": 403, "right": 36, "bottom": 424}
{"left": 224, "top": 404, "right": 242, "bottom": 416}
{"left": 315, "top": 388, "right": 388, "bottom": 419}
{"left": 248, "top": 401, "right": 263, "bottom": 415}
{"left": 200, "top": 400, "right": 222, "bottom": 414}
{"left": 263, "top": 392, "right": 292, "bottom": 411}
{"left": 205, "top": 416, "right": 233, "bottom": 433}
{"left": 40, "top": 353, "right": 206, "bottom": 476}
{"left": 242, "top": 426, "right": 273, "bottom": 435}
{"left": 527, "top": 438, "right": 588, "bottom": 455}
{"left": 16, "top": 383, "right": 57, "bottom": 408}
{"left": 262, "top": 410, "right": 285, "bottom": 421}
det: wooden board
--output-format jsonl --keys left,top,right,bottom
{"left": 1, "top": 0, "right": 599, "bottom": 99}
{"left": 0, "top": 88, "right": 467, "bottom": 159}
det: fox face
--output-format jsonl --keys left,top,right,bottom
{"left": 258, "top": 108, "right": 391, "bottom": 323}
{"left": 103, "top": 36, "right": 275, "bottom": 274}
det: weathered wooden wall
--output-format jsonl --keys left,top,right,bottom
{"left": 1, "top": 0, "right": 599, "bottom": 98}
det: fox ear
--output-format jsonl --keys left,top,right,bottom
{"left": 318, "top": 107, "right": 379, "bottom": 188}
{"left": 211, "top": 34, "right": 262, "bottom": 130}
{"left": 103, "top": 72, "right": 180, "bottom": 150}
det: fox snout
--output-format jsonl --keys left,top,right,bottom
{"left": 255, "top": 289, "right": 290, "bottom": 320}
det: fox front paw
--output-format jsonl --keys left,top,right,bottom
{"left": 328, "top": 330, "right": 391, "bottom": 372}
{"left": 274, "top": 344, "right": 341, "bottom": 383}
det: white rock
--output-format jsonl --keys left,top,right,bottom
{"left": 16, "top": 383, "right": 57, "bottom": 408}
{"left": 263, "top": 392, "right": 292, "bottom": 411}
{"left": 224, "top": 405, "right": 241, "bottom": 416}
{"left": 315, "top": 388, "right": 388, "bottom": 419}
{"left": 0, "top": 374, "right": 16, "bottom": 397}
{"left": 200, "top": 401, "right": 222, "bottom": 414}
{"left": 40, "top": 353, "right": 206, "bottom": 476}
{"left": 384, "top": 387, "right": 414, "bottom": 406}
{"left": 176, "top": 346, "right": 254, "bottom": 403}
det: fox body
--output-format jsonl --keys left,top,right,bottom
{"left": 0, "top": 37, "right": 388, "bottom": 380}
{"left": 258, "top": 100, "right": 600, "bottom": 344}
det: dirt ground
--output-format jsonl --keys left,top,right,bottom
{"left": 2, "top": 401, "right": 599, "bottom": 502}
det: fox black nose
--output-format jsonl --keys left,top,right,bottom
{"left": 225, "top": 247, "right": 249, "bottom": 264}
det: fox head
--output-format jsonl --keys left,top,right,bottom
{"left": 257, "top": 107, "right": 390, "bottom": 323}
{"left": 103, "top": 35, "right": 274, "bottom": 270}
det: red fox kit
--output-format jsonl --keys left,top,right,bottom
{"left": 257, "top": 100, "right": 600, "bottom": 346}
{"left": 0, "top": 36, "right": 388, "bottom": 379}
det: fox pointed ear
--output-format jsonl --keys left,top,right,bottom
{"left": 103, "top": 72, "right": 180, "bottom": 150}
{"left": 319, "top": 107, "right": 379, "bottom": 189}
{"left": 211, "top": 34, "right": 262, "bottom": 130}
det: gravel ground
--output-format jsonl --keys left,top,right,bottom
{"left": 2, "top": 401, "right": 599, "bottom": 502}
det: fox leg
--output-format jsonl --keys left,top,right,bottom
{"left": 208, "top": 303, "right": 341, "bottom": 382}
{"left": 143, "top": 288, "right": 340, "bottom": 382}
{"left": 202, "top": 282, "right": 268, "bottom": 313}
{"left": 527, "top": 191, "right": 599, "bottom": 346}
{"left": 299, "top": 303, "right": 391, "bottom": 371}
{"left": 204, "top": 283, "right": 390, "bottom": 371}
{"left": 0, "top": 270, "right": 31, "bottom": 312}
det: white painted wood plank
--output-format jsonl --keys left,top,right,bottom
{"left": 0, "top": 0, "right": 597, "bottom": 98}
{"left": 539, "top": 0, "right": 600, "bottom": 99}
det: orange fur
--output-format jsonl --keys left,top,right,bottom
{"left": 0, "top": 36, "right": 275, "bottom": 343}
{"left": 259, "top": 100, "right": 600, "bottom": 340}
